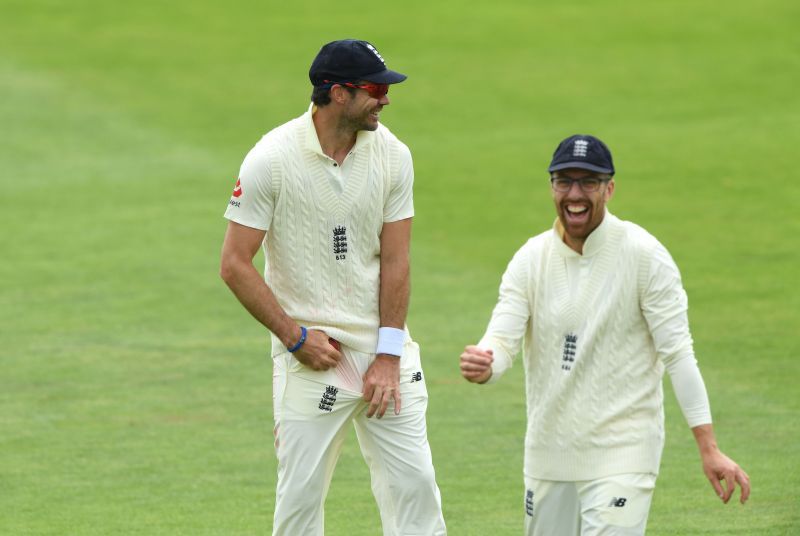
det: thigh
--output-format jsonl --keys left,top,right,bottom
{"left": 274, "top": 345, "right": 369, "bottom": 426}
{"left": 523, "top": 477, "right": 580, "bottom": 536}
{"left": 578, "top": 473, "right": 656, "bottom": 536}
{"left": 352, "top": 340, "right": 431, "bottom": 466}
{"left": 278, "top": 364, "right": 364, "bottom": 428}
{"left": 352, "top": 343, "right": 445, "bottom": 535}
{"left": 272, "top": 367, "right": 366, "bottom": 531}
{"left": 353, "top": 392, "right": 430, "bottom": 463}
{"left": 275, "top": 353, "right": 365, "bottom": 457}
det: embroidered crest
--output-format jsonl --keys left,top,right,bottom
{"left": 319, "top": 385, "right": 338, "bottom": 412}
{"left": 333, "top": 225, "right": 348, "bottom": 261}
{"left": 562, "top": 333, "right": 578, "bottom": 371}
{"left": 573, "top": 139, "right": 589, "bottom": 157}
{"left": 365, "top": 43, "right": 386, "bottom": 65}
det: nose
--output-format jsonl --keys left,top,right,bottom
{"left": 566, "top": 180, "right": 584, "bottom": 197}
{"left": 379, "top": 94, "right": 390, "bottom": 105}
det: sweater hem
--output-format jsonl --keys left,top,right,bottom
{"left": 524, "top": 439, "right": 664, "bottom": 481}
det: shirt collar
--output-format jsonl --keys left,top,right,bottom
{"left": 302, "top": 102, "right": 376, "bottom": 157}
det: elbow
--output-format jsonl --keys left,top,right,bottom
{"left": 219, "top": 256, "right": 238, "bottom": 286}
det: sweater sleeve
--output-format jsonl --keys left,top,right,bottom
{"left": 478, "top": 245, "right": 532, "bottom": 383}
{"left": 641, "top": 243, "right": 712, "bottom": 427}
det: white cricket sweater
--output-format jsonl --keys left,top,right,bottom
{"left": 224, "top": 107, "right": 414, "bottom": 354}
{"left": 480, "top": 212, "right": 712, "bottom": 481}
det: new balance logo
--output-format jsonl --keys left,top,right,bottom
{"left": 608, "top": 497, "right": 627, "bottom": 508}
{"left": 332, "top": 225, "right": 348, "bottom": 260}
{"left": 561, "top": 333, "right": 577, "bottom": 371}
{"left": 573, "top": 139, "right": 589, "bottom": 157}
{"left": 525, "top": 489, "right": 535, "bottom": 516}
{"left": 318, "top": 385, "right": 338, "bottom": 412}
{"left": 410, "top": 371, "right": 422, "bottom": 383}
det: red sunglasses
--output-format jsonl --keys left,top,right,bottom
{"left": 324, "top": 80, "right": 389, "bottom": 99}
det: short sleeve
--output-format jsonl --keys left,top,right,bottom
{"left": 384, "top": 143, "right": 414, "bottom": 222}
{"left": 223, "top": 143, "right": 274, "bottom": 231}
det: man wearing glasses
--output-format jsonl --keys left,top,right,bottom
{"left": 220, "top": 39, "right": 446, "bottom": 535}
{"left": 459, "top": 135, "right": 749, "bottom": 535}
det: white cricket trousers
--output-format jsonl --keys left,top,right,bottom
{"left": 271, "top": 341, "right": 447, "bottom": 536}
{"left": 523, "top": 473, "right": 657, "bottom": 536}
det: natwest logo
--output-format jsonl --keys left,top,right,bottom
{"left": 232, "top": 178, "right": 243, "bottom": 198}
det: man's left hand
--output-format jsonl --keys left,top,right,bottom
{"left": 701, "top": 448, "right": 751, "bottom": 504}
{"left": 363, "top": 354, "right": 401, "bottom": 418}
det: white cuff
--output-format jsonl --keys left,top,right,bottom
{"left": 478, "top": 336, "right": 513, "bottom": 384}
{"left": 376, "top": 327, "right": 405, "bottom": 357}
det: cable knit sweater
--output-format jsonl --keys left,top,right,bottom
{"left": 480, "top": 212, "right": 711, "bottom": 481}
{"left": 225, "top": 106, "right": 414, "bottom": 354}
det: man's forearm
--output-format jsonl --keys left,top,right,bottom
{"left": 379, "top": 257, "right": 410, "bottom": 328}
{"left": 221, "top": 258, "right": 300, "bottom": 347}
{"left": 378, "top": 218, "right": 412, "bottom": 329}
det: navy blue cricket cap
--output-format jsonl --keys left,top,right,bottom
{"left": 309, "top": 39, "right": 407, "bottom": 87}
{"left": 548, "top": 134, "right": 615, "bottom": 176}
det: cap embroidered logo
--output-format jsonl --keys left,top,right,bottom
{"left": 573, "top": 140, "right": 589, "bottom": 157}
{"left": 232, "top": 178, "right": 242, "bottom": 198}
{"left": 365, "top": 43, "right": 386, "bottom": 64}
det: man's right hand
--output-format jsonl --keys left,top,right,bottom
{"left": 460, "top": 345, "right": 494, "bottom": 384}
{"left": 292, "top": 329, "right": 342, "bottom": 370}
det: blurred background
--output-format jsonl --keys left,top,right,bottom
{"left": 1, "top": 0, "right": 798, "bottom": 533}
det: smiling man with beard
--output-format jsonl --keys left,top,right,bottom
{"left": 221, "top": 39, "right": 446, "bottom": 535}
{"left": 459, "top": 135, "right": 749, "bottom": 535}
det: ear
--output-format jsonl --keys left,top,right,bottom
{"left": 330, "top": 84, "right": 350, "bottom": 105}
{"left": 605, "top": 179, "right": 615, "bottom": 201}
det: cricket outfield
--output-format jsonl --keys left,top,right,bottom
{"left": 1, "top": 0, "right": 798, "bottom": 534}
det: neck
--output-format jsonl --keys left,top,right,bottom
{"left": 563, "top": 234, "right": 585, "bottom": 254}
{"left": 312, "top": 107, "right": 357, "bottom": 165}
{"left": 555, "top": 218, "right": 587, "bottom": 254}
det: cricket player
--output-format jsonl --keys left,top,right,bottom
{"left": 220, "top": 39, "right": 446, "bottom": 535}
{"left": 459, "top": 134, "right": 750, "bottom": 535}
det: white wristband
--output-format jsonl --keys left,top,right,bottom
{"left": 376, "top": 327, "right": 405, "bottom": 357}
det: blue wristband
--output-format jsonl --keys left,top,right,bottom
{"left": 287, "top": 326, "right": 307, "bottom": 353}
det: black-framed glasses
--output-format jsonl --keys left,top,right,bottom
{"left": 550, "top": 177, "right": 610, "bottom": 193}
{"left": 322, "top": 80, "right": 389, "bottom": 99}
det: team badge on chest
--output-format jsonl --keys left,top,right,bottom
{"left": 561, "top": 333, "right": 578, "bottom": 371}
{"left": 332, "top": 225, "right": 348, "bottom": 261}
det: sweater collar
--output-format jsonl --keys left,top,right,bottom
{"left": 553, "top": 210, "right": 619, "bottom": 258}
{"left": 303, "top": 103, "right": 376, "bottom": 157}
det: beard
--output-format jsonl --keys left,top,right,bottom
{"left": 341, "top": 104, "right": 381, "bottom": 132}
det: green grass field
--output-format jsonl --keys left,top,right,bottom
{"left": 2, "top": 0, "right": 799, "bottom": 534}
